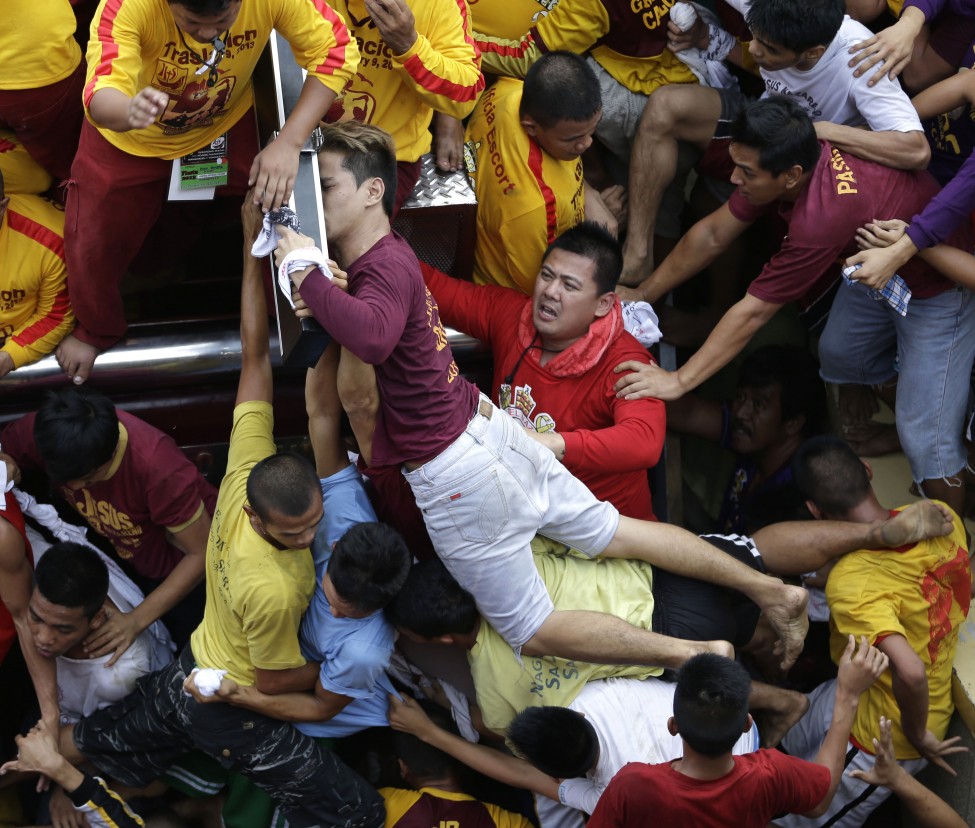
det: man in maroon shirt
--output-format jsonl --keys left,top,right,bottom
{"left": 614, "top": 96, "right": 975, "bottom": 516}
{"left": 277, "top": 120, "right": 810, "bottom": 673}
{"left": 1, "top": 388, "right": 217, "bottom": 654}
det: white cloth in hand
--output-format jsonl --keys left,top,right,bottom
{"left": 277, "top": 248, "right": 332, "bottom": 309}
{"left": 621, "top": 301, "right": 663, "bottom": 348}
{"left": 187, "top": 667, "right": 228, "bottom": 697}
{"left": 251, "top": 207, "right": 301, "bottom": 257}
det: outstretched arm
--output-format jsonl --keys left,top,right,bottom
{"left": 387, "top": 694, "right": 561, "bottom": 800}
{"left": 237, "top": 198, "right": 273, "bottom": 406}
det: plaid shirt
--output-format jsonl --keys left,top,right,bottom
{"left": 842, "top": 264, "right": 912, "bottom": 316}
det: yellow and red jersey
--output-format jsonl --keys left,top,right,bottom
{"left": 0, "top": 131, "right": 54, "bottom": 195}
{"left": 465, "top": 79, "right": 584, "bottom": 293}
{"left": 84, "top": 0, "right": 358, "bottom": 159}
{"left": 0, "top": 194, "right": 74, "bottom": 369}
{"left": 326, "top": 0, "right": 483, "bottom": 162}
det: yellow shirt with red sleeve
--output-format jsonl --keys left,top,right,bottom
{"left": 467, "top": 0, "right": 559, "bottom": 42}
{"left": 380, "top": 786, "right": 533, "bottom": 827}
{"left": 84, "top": 0, "right": 359, "bottom": 160}
{"left": 474, "top": 0, "right": 696, "bottom": 95}
{"left": 0, "top": 132, "right": 53, "bottom": 196}
{"left": 826, "top": 503, "right": 971, "bottom": 760}
{"left": 464, "top": 78, "right": 584, "bottom": 293}
{"left": 0, "top": 194, "right": 73, "bottom": 370}
{"left": 0, "top": 0, "right": 83, "bottom": 90}
{"left": 326, "top": 0, "right": 483, "bottom": 162}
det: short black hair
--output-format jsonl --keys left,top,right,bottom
{"left": 792, "top": 436, "right": 872, "bottom": 516}
{"left": 384, "top": 558, "right": 478, "bottom": 637}
{"left": 33, "top": 388, "right": 119, "bottom": 482}
{"left": 327, "top": 522, "right": 411, "bottom": 614}
{"left": 35, "top": 543, "right": 109, "bottom": 620}
{"left": 319, "top": 122, "right": 398, "bottom": 216}
{"left": 738, "top": 346, "right": 827, "bottom": 438}
{"left": 730, "top": 97, "right": 821, "bottom": 177}
{"left": 507, "top": 707, "right": 599, "bottom": 778}
{"left": 673, "top": 654, "right": 751, "bottom": 757}
{"left": 746, "top": 0, "right": 845, "bottom": 54}
{"left": 543, "top": 221, "right": 622, "bottom": 295}
{"left": 393, "top": 701, "right": 460, "bottom": 780}
{"left": 520, "top": 51, "right": 601, "bottom": 129}
{"left": 245, "top": 451, "right": 320, "bottom": 522}
{"left": 168, "top": 0, "right": 236, "bottom": 13}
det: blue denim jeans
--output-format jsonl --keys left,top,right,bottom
{"left": 404, "top": 397, "right": 619, "bottom": 649}
{"left": 819, "top": 282, "right": 975, "bottom": 483}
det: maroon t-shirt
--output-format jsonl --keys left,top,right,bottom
{"left": 3, "top": 410, "right": 217, "bottom": 581}
{"left": 732, "top": 140, "right": 960, "bottom": 310}
{"left": 588, "top": 751, "right": 830, "bottom": 828}
{"left": 299, "top": 232, "right": 479, "bottom": 466}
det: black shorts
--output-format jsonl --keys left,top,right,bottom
{"left": 74, "top": 646, "right": 384, "bottom": 828}
{"left": 651, "top": 533, "right": 765, "bottom": 648}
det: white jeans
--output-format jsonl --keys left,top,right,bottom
{"left": 404, "top": 397, "right": 619, "bottom": 649}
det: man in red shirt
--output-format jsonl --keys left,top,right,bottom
{"left": 587, "top": 643, "right": 887, "bottom": 827}
{"left": 422, "top": 221, "right": 663, "bottom": 521}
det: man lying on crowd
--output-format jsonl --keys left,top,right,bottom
{"left": 621, "top": 0, "right": 929, "bottom": 282}
{"left": 614, "top": 96, "right": 975, "bottom": 517}
{"left": 2, "top": 386, "right": 217, "bottom": 650}
{"left": 55, "top": 0, "right": 359, "bottom": 384}
{"left": 466, "top": 52, "right": 621, "bottom": 294}
{"left": 0, "top": 172, "right": 73, "bottom": 378}
{"left": 587, "top": 646, "right": 887, "bottom": 827}
{"left": 666, "top": 345, "right": 828, "bottom": 534}
{"left": 386, "top": 499, "right": 947, "bottom": 740}
{"left": 276, "top": 120, "right": 811, "bottom": 675}
{"left": 777, "top": 437, "right": 971, "bottom": 827}
{"left": 60, "top": 198, "right": 384, "bottom": 828}
{"left": 423, "top": 220, "right": 663, "bottom": 521}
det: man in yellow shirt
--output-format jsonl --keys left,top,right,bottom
{"left": 0, "top": 175, "right": 74, "bottom": 377}
{"left": 0, "top": 0, "right": 85, "bottom": 182}
{"left": 326, "top": 0, "right": 483, "bottom": 212}
{"left": 56, "top": 0, "right": 359, "bottom": 385}
{"left": 66, "top": 199, "right": 384, "bottom": 828}
{"left": 466, "top": 51, "right": 619, "bottom": 293}
{"left": 778, "top": 436, "right": 971, "bottom": 828}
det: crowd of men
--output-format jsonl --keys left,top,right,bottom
{"left": 0, "top": 0, "right": 974, "bottom": 825}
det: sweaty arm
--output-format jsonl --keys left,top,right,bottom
{"left": 813, "top": 122, "right": 930, "bottom": 170}
{"left": 877, "top": 633, "right": 930, "bottom": 751}
{"left": 221, "top": 679, "right": 353, "bottom": 723}
{"left": 0, "top": 518, "right": 58, "bottom": 727}
{"left": 632, "top": 203, "right": 753, "bottom": 304}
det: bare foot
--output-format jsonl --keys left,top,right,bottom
{"left": 845, "top": 421, "right": 901, "bottom": 457}
{"left": 619, "top": 252, "right": 652, "bottom": 288}
{"left": 880, "top": 500, "right": 953, "bottom": 548}
{"left": 432, "top": 113, "right": 464, "bottom": 173}
{"left": 55, "top": 334, "right": 100, "bottom": 384}
{"left": 762, "top": 583, "right": 809, "bottom": 671}
{"left": 754, "top": 688, "right": 809, "bottom": 748}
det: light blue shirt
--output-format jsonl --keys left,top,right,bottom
{"left": 296, "top": 464, "right": 397, "bottom": 738}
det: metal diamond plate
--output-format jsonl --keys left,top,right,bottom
{"left": 401, "top": 153, "right": 477, "bottom": 209}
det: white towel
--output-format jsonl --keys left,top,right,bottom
{"left": 620, "top": 301, "right": 663, "bottom": 348}
{"left": 250, "top": 207, "right": 301, "bottom": 257}
{"left": 669, "top": 2, "right": 738, "bottom": 90}
{"left": 277, "top": 247, "right": 332, "bottom": 309}
{"left": 187, "top": 667, "right": 228, "bottom": 697}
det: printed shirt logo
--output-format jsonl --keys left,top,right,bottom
{"left": 499, "top": 382, "right": 557, "bottom": 432}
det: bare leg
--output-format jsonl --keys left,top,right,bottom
{"left": 524, "top": 609, "right": 733, "bottom": 667}
{"left": 751, "top": 501, "right": 953, "bottom": 575}
{"left": 620, "top": 85, "right": 722, "bottom": 284}
{"left": 337, "top": 347, "right": 379, "bottom": 467}
{"left": 603, "top": 517, "right": 809, "bottom": 670}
